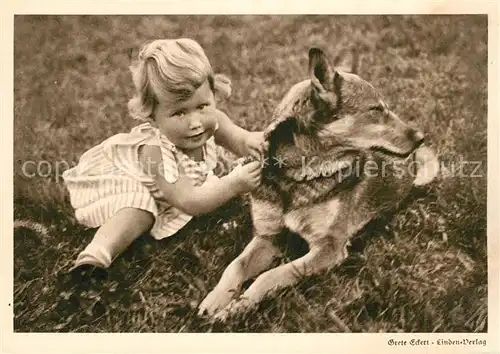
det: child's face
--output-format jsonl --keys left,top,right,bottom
{"left": 154, "top": 80, "right": 218, "bottom": 151}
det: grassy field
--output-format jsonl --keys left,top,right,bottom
{"left": 14, "top": 15, "right": 487, "bottom": 333}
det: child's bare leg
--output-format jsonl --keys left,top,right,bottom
{"left": 71, "top": 208, "right": 155, "bottom": 270}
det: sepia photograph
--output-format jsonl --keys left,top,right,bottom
{"left": 10, "top": 10, "right": 492, "bottom": 344}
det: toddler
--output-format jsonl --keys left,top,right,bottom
{"left": 62, "top": 38, "right": 266, "bottom": 274}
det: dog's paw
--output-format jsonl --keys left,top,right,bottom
{"left": 212, "top": 307, "right": 231, "bottom": 322}
{"left": 213, "top": 298, "right": 253, "bottom": 322}
{"left": 198, "top": 287, "right": 235, "bottom": 317}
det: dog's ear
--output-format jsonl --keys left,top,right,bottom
{"left": 308, "top": 48, "right": 339, "bottom": 118}
{"left": 309, "top": 48, "right": 337, "bottom": 92}
{"left": 332, "top": 47, "right": 360, "bottom": 75}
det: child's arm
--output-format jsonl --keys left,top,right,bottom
{"left": 213, "top": 110, "right": 249, "bottom": 156}
{"left": 139, "top": 145, "right": 261, "bottom": 216}
{"left": 211, "top": 108, "right": 268, "bottom": 159}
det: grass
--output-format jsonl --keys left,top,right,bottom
{"left": 13, "top": 15, "right": 487, "bottom": 332}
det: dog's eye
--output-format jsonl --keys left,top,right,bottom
{"left": 368, "top": 104, "right": 384, "bottom": 112}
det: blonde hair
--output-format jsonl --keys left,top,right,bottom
{"left": 128, "top": 38, "right": 232, "bottom": 121}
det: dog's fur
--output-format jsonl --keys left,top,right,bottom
{"left": 198, "top": 48, "right": 439, "bottom": 321}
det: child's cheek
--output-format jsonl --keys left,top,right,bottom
{"left": 203, "top": 111, "right": 219, "bottom": 132}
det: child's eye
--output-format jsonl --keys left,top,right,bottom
{"left": 172, "top": 110, "right": 185, "bottom": 117}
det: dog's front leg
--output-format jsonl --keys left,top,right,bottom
{"left": 198, "top": 197, "right": 283, "bottom": 317}
{"left": 198, "top": 236, "right": 279, "bottom": 316}
{"left": 214, "top": 242, "right": 343, "bottom": 321}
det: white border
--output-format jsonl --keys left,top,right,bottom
{"left": 2, "top": 1, "right": 499, "bottom": 353}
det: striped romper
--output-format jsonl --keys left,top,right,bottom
{"left": 62, "top": 122, "right": 220, "bottom": 239}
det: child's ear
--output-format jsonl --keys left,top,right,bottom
{"left": 213, "top": 74, "right": 232, "bottom": 101}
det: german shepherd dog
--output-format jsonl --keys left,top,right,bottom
{"left": 198, "top": 48, "right": 440, "bottom": 322}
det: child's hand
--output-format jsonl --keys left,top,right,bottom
{"left": 244, "top": 131, "right": 269, "bottom": 160}
{"left": 228, "top": 160, "right": 262, "bottom": 193}
{"left": 208, "top": 107, "right": 269, "bottom": 159}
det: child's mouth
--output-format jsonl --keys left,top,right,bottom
{"left": 188, "top": 131, "right": 205, "bottom": 141}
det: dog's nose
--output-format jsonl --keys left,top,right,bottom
{"left": 408, "top": 128, "right": 425, "bottom": 145}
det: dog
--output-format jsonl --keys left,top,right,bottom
{"left": 198, "top": 47, "right": 439, "bottom": 322}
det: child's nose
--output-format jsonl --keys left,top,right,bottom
{"left": 188, "top": 112, "right": 203, "bottom": 129}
